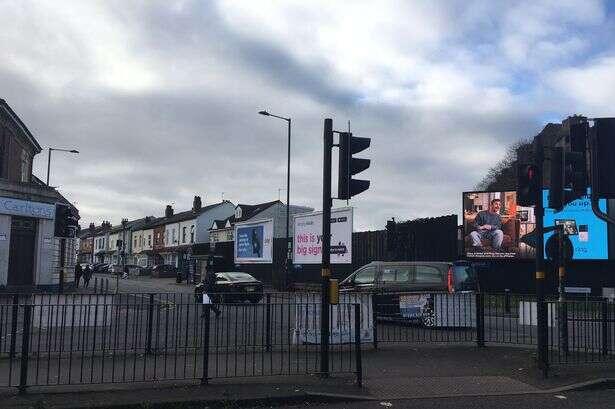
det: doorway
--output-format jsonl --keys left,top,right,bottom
{"left": 7, "top": 217, "right": 37, "bottom": 287}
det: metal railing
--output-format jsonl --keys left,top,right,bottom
{"left": 0, "top": 292, "right": 361, "bottom": 392}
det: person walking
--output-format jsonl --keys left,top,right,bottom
{"left": 83, "top": 264, "right": 92, "bottom": 288}
{"left": 74, "top": 263, "right": 83, "bottom": 288}
{"left": 201, "top": 259, "right": 221, "bottom": 317}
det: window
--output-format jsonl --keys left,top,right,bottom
{"left": 415, "top": 265, "right": 443, "bottom": 283}
{"left": 172, "top": 228, "right": 176, "bottom": 244}
{"left": 354, "top": 267, "right": 376, "bottom": 284}
{"left": 235, "top": 207, "right": 242, "bottom": 219}
{"left": 20, "top": 149, "right": 30, "bottom": 183}
{"left": 381, "top": 267, "right": 411, "bottom": 283}
{"left": 182, "top": 226, "right": 186, "bottom": 243}
{"left": 148, "top": 235, "right": 152, "bottom": 247}
{"left": 134, "top": 238, "right": 137, "bottom": 248}
{"left": 190, "top": 225, "right": 195, "bottom": 243}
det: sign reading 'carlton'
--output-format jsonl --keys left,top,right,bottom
{"left": 293, "top": 207, "right": 353, "bottom": 264}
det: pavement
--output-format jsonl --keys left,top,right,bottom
{"left": 3, "top": 344, "right": 615, "bottom": 408}
{"left": 3, "top": 275, "right": 614, "bottom": 408}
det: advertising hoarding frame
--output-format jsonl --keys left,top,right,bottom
{"left": 462, "top": 189, "right": 610, "bottom": 261}
{"left": 293, "top": 207, "right": 353, "bottom": 265}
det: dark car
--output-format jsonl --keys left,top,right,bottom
{"left": 195, "top": 272, "right": 264, "bottom": 304}
{"left": 340, "top": 261, "right": 478, "bottom": 326}
{"left": 152, "top": 264, "right": 177, "bottom": 278}
{"left": 92, "top": 263, "right": 110, "bottom": 274}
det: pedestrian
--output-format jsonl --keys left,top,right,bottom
{"left": 74, "top": 263, "right": 83, "bottom": 288}
{"left": 83, "top": 264, "right": 92, "bottom": 288}
{"left": 201, "top": 264, "right": 221, "bottom": 318}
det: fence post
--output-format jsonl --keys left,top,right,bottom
{"left": 504, "top": 289, "right": 511, "bottom": 314}
{"left": 201, "top": 305, "right": 211, "bottom": 385}
{"left": 560, "top": 301, "right": 569, "bottom": 356}
{"left": 105, "top": 279, "right": 109, "bottom": 294}
{"left": 354, "top": 304, "right": 363, "bottom": 388}
{"left": 18, "top": 302, "right": 32, "bottom": 394}
{"left": 265, "top": 294, "right": 271, "bottom": 352}
{"left": 146, "top": 294, "right": 154, "bottom": 354}
{"left": 602, "top": 301, "right": 609, "bottom": 356}
{"left": 371, "top": 293, "right": 378, "bottom": 350}
{"left": 476, "top": 293, "right": 484, "bottom": 347}
{"left": 9, "top": 294, "right": 18, "bottom": 359}
{"left": 94, "top": 277, "right": 98, "bottom": 293}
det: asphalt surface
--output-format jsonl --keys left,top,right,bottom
{"left": 279, "top": 390, "right": 615, "bottom": 409}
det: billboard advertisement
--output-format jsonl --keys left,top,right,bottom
{"left": 463, "top": 191, "right": 537, "bottom": 259}
{"left": 234, "top": 219, "right": 273, "bottom": 264}
{"left": 543, "top": 190, "right": 609, "bottom": 260}
{"left": 463, "top": 190, "right": 609, "bottom": 260}
{"left": 293, "top": 207, "right": 353, "bottom": 264}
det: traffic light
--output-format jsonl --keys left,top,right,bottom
{"left": 547, "top": 123, "right": 589, "bottom": 210}
{"left": 593, "top": 118, "right": 615, "bottom": 198}
{"left": 516, "top": 163, "right": 540, "bottom": 206}
{"left": 54, "top": 203, "right": 79, "bottom": 238}
{"left": 338, "top": 132, "right": 370, "bottom": 200}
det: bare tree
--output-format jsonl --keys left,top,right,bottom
{"left": 475, "top": 138, "right": 532, "bottom": 191}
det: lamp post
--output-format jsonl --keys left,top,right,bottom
{"left": 47, "top": 148, "right": 79, "bottom": 186}
{"left": 259, "top": 110, "right": 292, "bottom": 290}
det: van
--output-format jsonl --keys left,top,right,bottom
{"left": 340, "top": 261, "right": 478, "bottom": 326}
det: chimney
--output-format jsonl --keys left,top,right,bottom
{"left": 193, "top": 196, "right": 202, "bottom": 212}
{"left": 145, "top": 216, "right": 151, "bottom": 223}
{"left": 165, "top": 205, "right": 174, "bottom": 218}
{"left": 89, "top": 222, "right": 95, "bottom": 232}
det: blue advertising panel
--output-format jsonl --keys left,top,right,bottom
{"left": 543, "top": 189, "right": 609, "bottom": 260}
{"left": 236, "top": 225, "right": 264, "bottom": 258}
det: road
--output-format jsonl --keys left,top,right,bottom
{"left": 279, "top": 390, "right": 615, "bottom": 409}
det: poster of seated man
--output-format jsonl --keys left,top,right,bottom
{"left": 463, "top": 191, "right": 536, "bottom": 259}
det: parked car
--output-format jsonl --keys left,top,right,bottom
{"left": 152, "top": 264, "right": 177, "bottom": 278}
{"left": 92, "top": 263, "right": 110, "bottom": 274}
{"left": 195, "top": 272, "right": 264, "bottom": 304}
{"left": 340, "top": 260, "right": 478, "bottom": 326}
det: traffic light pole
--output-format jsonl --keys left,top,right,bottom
{"left": 320, "top": 118, "right": 332, "bottom": 377}
{"left": 534, "top": 139, "right": 548, "bottom": 377}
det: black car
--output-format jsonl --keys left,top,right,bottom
{"left": 92, "top": 263, "right": 110, "bottom": 274}
{"left": 195, "top": 272, "right": 264, "bottom": 304}
{"left": 152, "top": 264, "right": 177, "bottom": 278}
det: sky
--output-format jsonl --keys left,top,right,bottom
{"left": 1, "top": 0, "right": 614, "bottom": 231}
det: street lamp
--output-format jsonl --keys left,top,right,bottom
{"left": 47, "top": 148, "right": 79, "bottom": 186}
{"left": 259, "top": 110, "right": 292, "bottom": 290}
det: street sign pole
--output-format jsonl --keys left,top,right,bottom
{"left": 534, "top": 138, "right": 548, "bottom": 377}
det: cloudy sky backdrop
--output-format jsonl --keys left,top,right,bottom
{"left": 1, "top": 0, "right": 614, "bottom": 230}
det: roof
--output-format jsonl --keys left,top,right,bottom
{"left": 147, "top": 201, "right": 231, "bottom": 228}
{"left": 210, "top": 200, "right": 282, "bottom": 229}
{"left": 0, "top": 99, "right": 42, "bottom": 153}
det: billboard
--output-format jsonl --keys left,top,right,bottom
{"left": 463, "top": 190, "right": 610, "bottom": 260}
{"left": 463, "top": 191, "right": 536, "bottom": 259}
{"left": 543, "top": 190, "right": 609, "bottom": 260}
{"left": 293, "top": 207, "right": 353, "bottom": 264}
{"left": 234, "top": 219, "right": 273, "bottom": 264}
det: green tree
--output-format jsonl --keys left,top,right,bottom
{"left": 474, "top": 138, "right": 532, "bottom": 191}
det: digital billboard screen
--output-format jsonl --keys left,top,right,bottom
{"left": 543, "top": 190, "right": 609, "bottom": 260}
{"left": 463, "top": 190, "right": 610, "bottom": 260}
{"left": 463, "top": 191, "right": 536, "bottom": 259}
